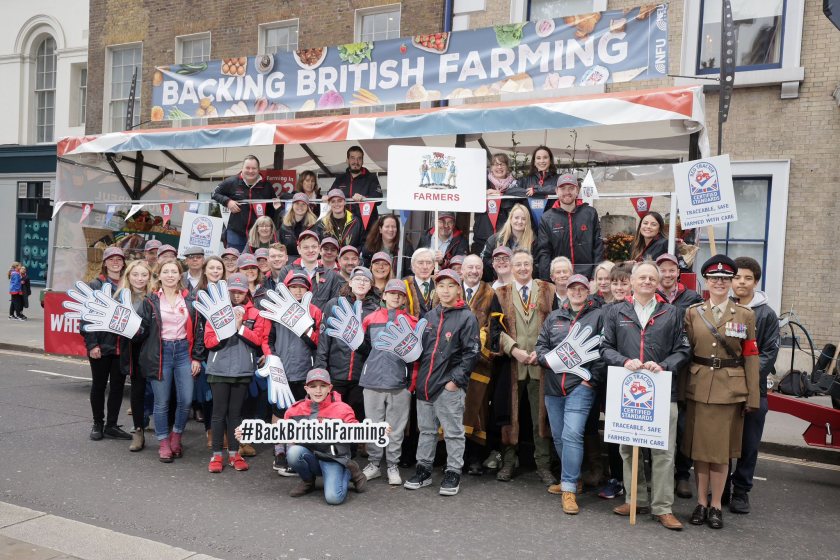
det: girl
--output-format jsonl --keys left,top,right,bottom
{"left": 195, "top": 256, "right": 227, "bottom": 448}
{"left": 480, "top": 203, "right": 536, "bottom": 282}
{"left": 204, "top": 273, "right": 270, "bottom": 473}
{"left": 116, "top": 260, "right": 154, "bottom": 451}
{"left": 630, "top": 212, "right": 668, "bottom": 262}
{"left": 369, "top": 252, "right": 393, "bottom": 294}
{"left": 362, "top": 214, "right": 413, "bottom": 276}
{"left": 85, "top": 247, "right": 129, "bottom": 441}
{"left": 136, "top": 260, "right": 203, "bottom": 463}
{"left": 520, "top": 146, "right": 558, "bottom": 197}
{"left": 246, "top": 216, "right": 278, "bottom": 254}
{"left": 591, "top": 261, "right": 616, "bottom": 305}
{"left": 19, "top": 266, "right": 31, "bottom": 313}
{"left": 279, "top": 193, "right": 318, "bottom": 258}
{"left": 8, "top": 262, "right": 24, "bottom": 320}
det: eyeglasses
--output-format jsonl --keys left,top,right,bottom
{"left": 706, "top": 277, "right": 730, "bottom": 284}
{"left": 493, "top": 256, "right": 511, "bottom": 262}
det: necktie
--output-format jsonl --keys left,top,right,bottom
{"left": 422, "top": 281, "right": 430, "bottom": 302}
{"left": 466, "top": 287, "right": 473, "bottom": 303}
{"left": 713, "top": 305, "right": 722, "bottom": 323}
{"left": 521, "top": 285, "right": 529, "bottom": 303}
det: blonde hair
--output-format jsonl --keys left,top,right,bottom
{"left": 496, "top": 203, "right": 534, "bottom": 253}
{"left": 118, "top": 260, "right": 154, "bottom": 299}
{"left": 248, "top": 216, "right": 276, "bottom": 249}
{"left": 591, "top": 260, "right": 615, "bottom": 295}
{"left": 8, "top": 262, "right": 20, "bottom": 279}
{"left": 282, "top": 203, "right": 318, "bottom": 228}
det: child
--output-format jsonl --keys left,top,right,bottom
{"left": 284, "top": 368, "right": 367, "bottom": 505}
{"left": 266, "top": 272, "right": 322, "bottom": 475}
{"left": 8, "top": 262, "right": 24, "bottom": 320}
{"left": 609, "top": 264, "right": 632, "bottom": 303}
{"left": 404, "top": 269, "right": 480, "bottom": 496}
{"left": 204, "top": 273, "right": 270, "bottom": 473}
{"left": 19, "top": 266, "right": 31, "bottom": 313}
{"left": 358, "top": 279, "right": 417, "bottom": 485}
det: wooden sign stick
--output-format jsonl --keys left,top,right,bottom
{"left": 706, "top": 225, "right": 717, "bottom": 255}
{"left": 630, "top": 445, "right": 639, "bottom": 525}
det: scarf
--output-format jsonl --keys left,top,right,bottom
{"left": 487, "top": 172, "right": 516, "bottom": 193}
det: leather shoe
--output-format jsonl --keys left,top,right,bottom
{"left": 613, "top": 502, "right": 650, "bottom": 516}
{"left": 655, "top": 513, "right": 683, "bottom": 531}
{"left": 675, "top": 479, "right": 693, "bottom": 499}
{"left": 707, "top": 507, "right": 724, "bottom": 529}
{"left": 729, "top": 491, "right": 751, "bottom": 514}
{"left": 689, "top": 504, "right": 708, "bottom": 525}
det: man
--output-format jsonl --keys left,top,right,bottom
{"left": 330, "top": 146, "right": 383, "bottom": 237}
{"left": 536, "top": 174, "right": 603, "bottom": 280}
{"left": 156, "top": 245, "right": 177, "bottom": 265}
{"left": 460, "top": 254, "right": 497, "bottom": 474}
{"left": 549, "top": 256, "right": 573, "bottom": 310}
{"left": 278, "top": 230, "right": 345, "bottom": 310}
{"left": 418, "top": 212, "right": 468, "bottom": 270}
{"left": 263, "top": 243, "right": 288, "bottom": 291}
{"left": 656, "top": 252, "right": 703, "bottom": 499}
{"left": 402, "top": 247, "right": 437, "bottom": 318}
{"left": 313, "top": 190, "right": 364, "bottom": 250}
{"left": 491, "top": 246, "right": 513, "bottom": 289}
{"left": 449, "top": 255, "right": 464, "bottom": 276}
{"left": 181, "top": 246, "right": 205, "bottom": 293}
{"left": 404, "top": 269, "right": 480, "bottom": 496}
{"left": 220, "top": 247, "right": 240, "bottom": 275}
{"left": 728, "top": 256, "right": 779, "bottom": 514}
{"left": 319, "top": 237, "right": 341, "bottom": 271}
{"left": 601, "top": 262, "right": 691, "bottom": 531}
{"left": 488, "top": 249, "right": 556, "bottom": 485}
{"left": 338, "top": 245, "right": 361, "bottom": 282}
{"left": 144, "top": 239, "right": 161, "bottom": 268}
{"left": 254, "top": 248, "right": 271, "bottom": 277}
{"left": 212, "top": 155, "right": 279, "bottom": 252}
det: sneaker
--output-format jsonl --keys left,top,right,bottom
{"left": 404, "top": 465, "right": 433, "bottom": 490}
{"left": 289, "top": 479, "right": 316, "bottom": 498}
{"left": 273, "top": 453, "right": 287, "bottom": 472}
{"left": 729, "top": 491, "right": 751, "bottom": 514}
{"left": 562, "top": 491, "right": 580, "bottom": 515}
{"left": 89, "top": 422, "right": 104, "bottom": 441}
{"left": 228, "top": 453, "right": 249, "bottom": 471}
{"left": 169, "top": 432, "right": 182, "bottom": 458}
{"left": 17, "top": 314, "right": 27, "bottom": 321}
{"left": 158, "top": 438, "right": 173, "bottom": 463}
{"left": 103, "top": 424, "right": 132, "bottom": 440}
{"left": 7, "top": 315, "right": 14, "bottom": 320}
{"left": 347, "top": 460, "right": 367, "bottom": 493}
{"left": 599, "top": 478, "right": 625, "bottom": 499}
{"left": 208, "top": 455, "right": 224, "bottom": 473}
{"left": 483, "top": 450, "right": 502, "bottom": 470}
{"left": 439, "top": 470, "right": 461, "bottom": 496}
{"left": 387, "top": 465, "right": 402, "bottom": 486}
{"left": 362, "top": 462, "right": 382, "bottom": 480}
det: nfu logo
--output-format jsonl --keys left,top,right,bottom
{"left": 656, "top": 5, "right": 668, "bottom": 31}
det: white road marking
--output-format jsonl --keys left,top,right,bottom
{"left": 0, "top": 349, "right": 86, "bottom": 365}
{"left": 753, "top": 476, "right": 767, "bottom": 481}
{"left": 759, "top": 453, "right": 840, "bottom": 472}
{"left": 27, "top": 369, "right": 90, "bottom": 381}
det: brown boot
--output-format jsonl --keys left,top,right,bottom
{"left": 129, "top": 429, "right": 144, "bottom": 452}
{"left": 562, "top": 491, "right": 580, "bottom": 515}
{"left": 289, "top": 479, "right": 316, "bottom": 498}
{"left": 239, "top": 443, "right": 256, "bottom": 457}
{"left": 347, "top": 460, "right": 367, "bottom": 493}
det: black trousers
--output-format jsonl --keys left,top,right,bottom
{"left": 89, "top": 354, "right": 126, "bottom": 426}
{"left": 332, "top": 380, "right": 365, "bottom": 421}
{"left": 210, "top": 382, "right": 249, "bottom": 453}
{"left": 9, "top": 294, "right": 23, "bottom": 317}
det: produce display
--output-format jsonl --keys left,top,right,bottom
{"left": 412, "top": 32, "right": 449, "bottom": 54}
{"left": 221, "top": 57, "right": 247, "bottom": 77}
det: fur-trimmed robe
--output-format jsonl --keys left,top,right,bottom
{"left": 462, "top": 281, "right": 496, "bottom": 445}
{"left": 489, "top": 280, "right": 554, "bottom": 446}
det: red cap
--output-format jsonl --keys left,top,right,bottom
{"left": 237, "top": 254, "right": 258, "bottom": 269}
{"left": 297, "top": 230, "right": 319, "bottom": 244}
{"left": 157, "top": 245, "right": 177, "bottom": 257}
{"left": 326, "top": 189, "right": 345, "bottom": 201}
{"left": 339, "top": 245, "right": 360, "bottom": 257}
{"left": 434, "top": 268, "right": 462, "bottom": 286}
{"left": 102, "top": 247, "right": 125, "bottom": 261}
{"left": 254, "top": 248, "right": 270, "bottom": 260}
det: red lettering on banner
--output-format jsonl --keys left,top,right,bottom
{"left": 412, "top": 193, "right": 461, "bottom": 201}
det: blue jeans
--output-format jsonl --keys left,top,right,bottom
{"left": 545, "top": 384, "right": 596, "bottom": 492}
{"left": 225, "top": 229, "right": 247, "bottom": 253}
{"left": 150, "top": 339, "right": 193, "bottom": 441}
{"left": 732, "top": 396, "right": 769, "bottom": 493}
{"left": 287, "top": 445, "right": 350, "bottom": 505}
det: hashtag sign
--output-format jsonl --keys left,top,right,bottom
{"left": 210, "top": 306, "right": 234, "bottom": 329}
{"left": 240, "top": 421, "right": 254, "bottom": 441}
{"left": 556, "top": 342, "right": 581, "bottom": 368}
{"left": 394, "top": 333, "right": 418, "bottom": 357}
{"left": 281, "top": 306, "right": 305, "bottom": 328}
{"left": 342, "top": 316, "right": 360, "bottom": 344}
{"left": 109, "top": 306, "right": 131, "bottom": 333}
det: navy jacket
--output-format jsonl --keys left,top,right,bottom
{"left": 415, "top": 302, "right": 480, "bottom": 401}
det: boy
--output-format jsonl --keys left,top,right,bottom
{"left": 404, "top": 269, "right": 480, "bottom": 496}
{"left": 728, "top": 256, "right": 780, "bottom": 514}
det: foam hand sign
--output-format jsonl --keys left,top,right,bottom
{"left": 194, "top": 281, "right": 237, "bottom": 341}
{"left": 63, "top": 281, "right": 142, "bottom": 339}
{"left": 544, "top": 323, "right": 601, "bottom": 381}
{"left": 255, "top": 354, "right": 295, "bottom": 409}
{"left": 325, "top": 297, "right": 364, "bottom": 351}
{"left": 373, "top": 316, "right": 427, "bottom": 363}
{"left": 259, "top": 284, "right": 314, "bottom": 337}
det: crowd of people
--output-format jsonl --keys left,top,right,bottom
{"left": 74, "top": 151, "right": 779, "bottom": 530}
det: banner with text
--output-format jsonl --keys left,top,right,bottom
{"left": 604, "top": 366, "right": 672, "bottom": 450}
{"left": 151, "top": 4, "right": 668, "bottom": 120}
{"left": 673, "top": 154, "right": 738, "bottom": 229}
{"left": 44, "top": 292, "right": 87, "bottom": 357}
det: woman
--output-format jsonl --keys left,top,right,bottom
{"left": 279, "top": 193, "right": 319, "bottom": 259}
{"left": 194, "top": 256, "right": 227, "bottom": 448}
{"left": 362, "top": 214, "right": 412, "bottom": 276}
{"left": 136, "top": 260, "right": 203, "bottom": 462}
{"left": 117, "top": 259, "right": 154, "bottom": 451}
{"left": 684, "top": 255, "right": 760, "bottom": 530}
{"left": 472, "top": 153, "right": 523, "bottom": 254}
{"left": 480, "top": 203, "right": 536, "bottom": 282}
{"left": 536, "top": 274, "right": 605, "bottom": 515}
{"left": 369, "top": 252, "right": 393, "bottom": 294}
{"left": 85, "top": 247, "right": 130, "bottom": 441}
{"left": 245, "top": 216, "right": 278, "bottom": 254}
{"left": 591, "top": 261, "right": 615, "bottom": 305}
{"left": 520, "top": 146, "right": 558, "bottom": 198}
{"left": 630, "top": 212, "right": 668, "bottom": 262}
{"left": 295, "top": 170, "right": 323, "bottom": 215}
{"left": 549, "top": 256, "right": 573, "bottom": 309}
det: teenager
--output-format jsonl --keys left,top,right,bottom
{"left": 319, "top": 237, "right": 340, "bottom": 271}
{"left": 263, "top": 243, "right": 289, "bottom": 291}
{"left": 313, "top": 189, "right": 364, "bottom": 250}
{"left": 278, "top": 193, "right": 318, "bottom": 259}
{"left": 220, "top": 247, "right": 240, "bottom": 275}
{"left": 277, "top": 230, "right": 345, "bottom": 311}
{"left": 480, "top": 203, "right": 536, "bottom": 282}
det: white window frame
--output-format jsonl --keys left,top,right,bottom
{"left": 34, "top": 36, "right": 57, "bottom": 144}
{"left": 676, "top": 0, "right": 806, "bottom": 98}
{"left": 175, "top": 32, "right": 211, "bottom": 64}
{"left": 68, "top": 64, "right": 87, "bottom": 127}
{"left": 354, "top": 4, "right": 401, "bottom": 43}
{"left": 103, "top": 42, "right": 143, "bottom": 133}
{"left": 258, "top": 19, "right": 299, "bottom": 55}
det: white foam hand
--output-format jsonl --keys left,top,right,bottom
{"left": 255, "top": 354, "right": 296, "bottom": 409}
{"left": 62, "top": 281, "right": 141, "bottom": 339}
{"left": 325, "top": 297, "right": 364, "bottom": 351}
{"left": 373, "top": 316, "right": 427, "bottom": 363}
{"left": 193, "top": 280, "right": 237, "bottom": 341}
{"left": 544, "top": 323, "right": 601, "bottom": 381}
{"left": 259, "top": 284, "right": 314, "bottom": 337}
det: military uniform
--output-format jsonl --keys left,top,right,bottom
{"left": 682, "top": 295, "right": 760, "bottom": 464}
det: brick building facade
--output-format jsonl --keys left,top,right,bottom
{"left": 83, "top": 0, "right": 840, "bottom": 346}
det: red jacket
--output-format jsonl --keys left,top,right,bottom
{"left": 204, "top": 299, "right": 271, "bottom": 356}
